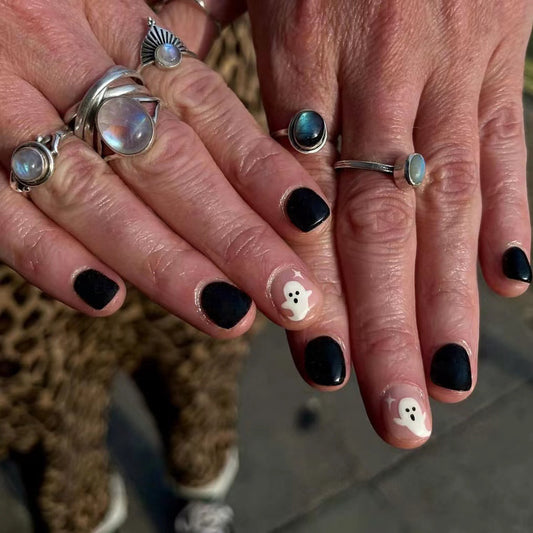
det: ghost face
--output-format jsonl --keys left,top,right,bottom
{"left": 281, "top": 280, "right": 313, "bottom": 321}
{"left": 393, "top": 397, "right": 431, "bottom": 438}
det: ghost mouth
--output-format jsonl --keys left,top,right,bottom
{"left": 410, "top": 414, "right": 415, "bottom": 422}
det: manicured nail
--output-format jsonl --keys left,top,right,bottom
{"left": 502, "top": 246, "right": 532, "bottom": 283}
{"left": 200, "top": 281, "right": 252, "bottom": 329}
{"left": 270, "top": 268, "right": 320, "bottom": 323}
{"left": 74, "top": 269, "right": 119, "bottom": 310}
{"left": 382, "top": 384, "right": 431, "bottom": 442}
{"left": 430, "top": 343, "right": 472, "bottom": 391}
{"left": 286, "top": 188, "right": 330, "bottom": 232}
{"left": 304, "top": 336, "right": 346, "bottom": 386}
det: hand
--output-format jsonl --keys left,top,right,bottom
{"left": 0, "top": 0, "right": 334, "bottom": 338}
{"left": 247, "top": 0, "right": 533, "bottom": 447}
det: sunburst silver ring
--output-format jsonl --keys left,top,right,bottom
{"left": 139, "top": 18, "right": 197, "bottom": 71}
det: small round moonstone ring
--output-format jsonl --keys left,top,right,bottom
{"left": 10, "top": 128, "right": 72, "bottom": 194}
{"left": 272, "top": 110, "right": 328, "bottom": 154}
{"left": 139, "top": 18, "right": 197, "bottom": 71}
{"left": 334, "top": 153, "right": 426, "bottom": 189}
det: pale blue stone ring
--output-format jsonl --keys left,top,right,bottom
{"left": 10, "top": 128, "right": 72, "bottom": 194}
{"left": 272, "top": 109, "right": 328, "bottom": 154}
{"left": 334, "top": 153, "right": 426, "bottom": 189}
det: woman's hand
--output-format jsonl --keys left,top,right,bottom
{"left": 247, "top": 0, "right": 533, "bottom": 447}
{"left": 0, "top": 0, "right": 334, "bottom": 338}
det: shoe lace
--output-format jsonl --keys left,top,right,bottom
{"left": 175, "top": 502, "right": 234, "bottom": 533}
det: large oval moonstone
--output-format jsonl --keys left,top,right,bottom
{"left": 12, "top": 146, "right": 46, "bottom": 184}
{"left": 290, "top": 110, "right": 326, "bottom": 152}
{"left": 155, "top": 43, "right": 181, "bottom": 68}
{"left": 97, "top": 97, "right": 154, "bottom": 156}
{"left": 407, "top": 153, "right": 425, "bottom": 186}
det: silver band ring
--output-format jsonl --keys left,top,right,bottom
{"left": 271, "top": 110, "right": 328, "bottom": 155}
{"left": 10, "top": 128, "right": 72, "bottom": 193}
{"left": 334, "top": 153, "right": 426, "bottom": 189}
{"left": 64, "top": 66, "right": 160, "bottom": 161}
{"left": 139, "top": 17, "right": 197, "bottom": 71}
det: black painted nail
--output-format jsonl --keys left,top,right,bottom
{"left": 286, "top": 188, "right": 330, "bottom": 233}
{"left": 200, "top": 282, "right": 252, "bottom": 329}
{"left": 74, "top": 269, "right": 119, "bottom": 310}
{"left": 502, "top": 247, "right": 532, "bottom": 283}
{"left": 430, "top": 344, "right": 472, "bottom": 391}
{"left": 304, "top": 336, "right": 346, "bottom": 386}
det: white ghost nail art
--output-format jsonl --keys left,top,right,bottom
{"left": 393, "top": 397, "right": 431, "bottom": 438}
{"left": 281, "top": 280, "right": 312, "bottom": 321}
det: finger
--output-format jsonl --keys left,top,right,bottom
{"left": 414, "top": 75, "right": 484, "bottom": 402}
{"left": 478, "top": 42, "right": 531, "bottom": 296}
{"left": 0, "top": 77, "right": 256, "bottom": 337}
{"left": 338, "top": 72, "right": 431, "bottom": 447}
{"left": 87, "top": 5, "right": 333, "bottom": 243}
{"left": 247, "top": 1, "right": 351, "bottom": 390}
{"left": 6, "top": 5, "right": 324, "bottom": 330}
{"left": 0, "top": 171, "right": 124, "bottom": 315}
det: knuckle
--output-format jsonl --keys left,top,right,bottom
{"left": 340, "top": 186, "right": 415, "bottom": 248}
{"left": 143, "top": 246, "right": 184, "bottom": 296}
{"left": 17, "top": 226, "right": 61, "bottom": 278}
{"left": 480, "top": 102, "right": 525, "bottom": 150}
{"left": 237, "top": 138, "right": 289, "bottom": 189}
{"left": 426, "top": 147, "right": 479, "bottom": 207}
{"left": 218, "top": 220, "right": 273, "bottom": 269}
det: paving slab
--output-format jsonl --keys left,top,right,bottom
{"left": 376, "top": 380, "right": 533, "bottom": 533}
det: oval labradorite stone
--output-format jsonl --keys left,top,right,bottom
{"left": 12, "top": 146, "right": 46, "bottom": 184}
{"left": 291, "top": 110, "right": 326, "bottom": 151}
{"left": 155, "top": 43, "right": 181, "bottom": 68}
{"left": 96, "top": 97, "right": 154, "bottom": 156}
{"left": 407, "top": 153, "right": 425, "bottom": 186}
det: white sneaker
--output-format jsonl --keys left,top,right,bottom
{"left": 175, "top": 501, "right": 234, "bottom": 533}
{"left": 92, "top": 472, "right": 128, "bottom": 533}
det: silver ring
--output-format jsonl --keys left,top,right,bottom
{"left": 139, "top": 17, "right": 197, "bottom": 71}
{"left": 334, "top": 153, "right": 426, "bottom": 189}
{"left": 271, "top": 110, "right": 328, "bottom": 154}
{"left": 64, "top": 66, "right": 160, "bottom": 161}
{"left": 10, "top": 128, "right": 72, "bottom": 194}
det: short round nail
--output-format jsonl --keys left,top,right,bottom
{"left": 430, "top": 343, "right": 472, "bottom": 391}
{"left": 74, "top": 269, "right": 119, "bottom": 310}
{"left": 286, "top": 188, "right": 330, "bottom": 232}
{"left": 502, "top": 247, "right": 532, "bottom": 283}
{"left": 304, "top": 336, "right": 346, "bottom": 386}
{"left": 200, "top": 281, "right": 252, "bottom": 329}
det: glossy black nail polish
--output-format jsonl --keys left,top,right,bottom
{"left": 286, "top": 188, "right": 330, "bottom": 233}
{"left": 200, "top": 282, "right": 252, "bottom": 329}
{"left": 430, "top": 344, "right": 472, "bottom": 391}
{"left": 74, "top": 269, "right": 119, "bottom": 310}
{"left": 502, "top": 247, "right": 532, "bottom": 283}
{"left": 304, "top": 336, "right": 346, "bottom": 386}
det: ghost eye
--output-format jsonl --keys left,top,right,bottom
{"left": 405, "top": 408, "right": 410, "bottom": 412}
{"left": 289, "top": 293, "right": 293, "bottom": 297}
{"left": 412, "top": 407, "right": 416, "bottom": 411}
{"left": 296, "top": 291, "right": 300, "bottom": 295}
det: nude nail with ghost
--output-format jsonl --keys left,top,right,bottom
{"left": 381, "top": 384, "right": 432, "bottom": 445}
{"left": 269, "top": 267, "right": 321, "bottom": 324}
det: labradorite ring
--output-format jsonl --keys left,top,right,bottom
{"left": 10, "top": 128, "right": 72, "bottom": 194}
{"left": 272, "top": 110, "right": 328, "bottom": 154}
{"left": 334, "top": 153, "right": 426, "bottom": 189}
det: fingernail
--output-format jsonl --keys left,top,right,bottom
{"left": 382, "top": 384, "right": 431, "bottom": 442}
{"left": 304, "top": 336, "right": 346, "bottom": 386}
{"left": 286, "top": 188, "right": 330, "bottom": 232}
{"left": 74, "top": 269, "right": 119, "bottom": 310}
{"left": 200, "top": 281, "right": 252, "bottom": 329}
{"left": 430, "top": 343, "right": 472, "bottom": 391}
{"left": 270, "top": 268, "right": 320, "bottom": 323}
{"left": 502, "top": 247, "right": 532, "bottom": 283}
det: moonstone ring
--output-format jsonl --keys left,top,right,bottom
{"left": 334, "top": 153, "right": 426, "bottom": 189}
{"left": 64, "top": 66, "right": 160, "bottom": 161}
{"left": 271, "top": 110, "right": 328, "bottom": 154}
{"left": 139, "top": 18, "right": 197, "bottom": 71}
{"left": 10, "top": 128, "right": 72, "bottom": 194}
